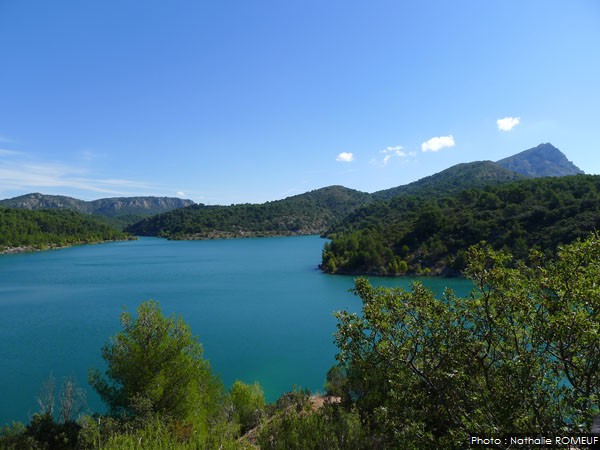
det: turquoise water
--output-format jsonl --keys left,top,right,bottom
{"left": 0, "top": 236, "right": 472, "bottom": 424}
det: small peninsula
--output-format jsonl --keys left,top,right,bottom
{"left": 0, "top": 207, "right": 132, "bottom": 255}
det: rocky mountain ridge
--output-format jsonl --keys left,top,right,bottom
{"left": 496, "top": 143, "right": 583, "bottom": 177}
{"left": 0, "top": 193, "right": 194, "bottom": 217}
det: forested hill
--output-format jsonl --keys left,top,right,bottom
{"left": 372, "top": 143, "right": 582, "bottom": 201}
{"left": 1, "top": 144, "right": 574, "bottom": 244}
{"left": 372, "top": 161, "right": 525, "bottom": 200}
{"left": 0, "top": 207, "right": 130, "bottom": 253}
{"left": 126, "top": 186, "right": 373, "bottom": 239}
{"left": 321, "top": 175, "right": 600, "bottom": 276}
{"left": 0, "top": 193, "right": 194, "bottom": 229}
{"left": 126, "top": 143, "right": 583, "bottom": 240}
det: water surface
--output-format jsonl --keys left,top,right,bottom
{"left": 0, "top": 236, "right": 472, "bottom": 424}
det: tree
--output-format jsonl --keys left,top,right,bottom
{"left": 58, "top": 377, "right": 86, "bottom": 423}
{"left": 333, "top": 232, "right": 600, "bottom": 449}
{"left": 89, "top": 301, "right": 221, "bottom": 425}
{"left": 36, "top": 374, "right": 56, "bottom": 417}
{"left": 35, "top": 374, "right": 86, "bottom": 423}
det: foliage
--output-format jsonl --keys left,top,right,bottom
{"left": 257, "top": 401, "right": 368, "bottom": 450}
{"left": 0, "top": 414, "right": 81, "bottom": 450}
{"left": 75, "top": 414, "right": 246, "bottom": 450}
{"left": 229, "top": 380, "right": 265, "bottom": 434}
{"left": 0, "top": 207, "right": 129, "bottom": 250}
{"left": 25, "top": 414, "right": 81, "bottom": 450}
{"left": 332, "top": 232, "right": 600, "bottom": 449}
{"left": 0, "top": 422, "right": 36, "bottom": 450}
{"left": 323, "top": 174, "right": 600, "bottom": 275}
{"left": 89, "top": 301, "right": 222, "bottom": 427}
{"left": 325, "top": 366, "right": 347, "bottom": 397}
{"left": 0, "top": 375, "right": 86, "bottom": 450}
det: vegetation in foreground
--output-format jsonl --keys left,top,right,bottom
{"left": 2, "top": 233, "right": 600, "bottom": 449}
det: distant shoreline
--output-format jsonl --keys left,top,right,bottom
{"left": 168, "top": 230, "right": 321, "bottom": 240}
{"left": 0, "top": 237, "right": 136, "bottom": 256}
{"left": 0, "top": 245, "right": 39, "bottom": 255}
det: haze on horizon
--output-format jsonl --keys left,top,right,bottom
{"left": 0, "top": 1, "right": 598, "bottom": 205}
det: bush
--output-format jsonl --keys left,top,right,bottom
{"left": 229, "top": 381, "right": 265, "bottom": 434}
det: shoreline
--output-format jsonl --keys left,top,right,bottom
{"left": 167, "top": 230, "right": 323, "bottom": 240}
{"left": 0, "top": 237, "right": 136, "bottom": 256}
{"left": 0, "top": 245, "right": 39, "bottom": 255}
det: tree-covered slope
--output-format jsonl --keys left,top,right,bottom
{"left": 497, "top": 142, "right": 584, "bottom": 177}
{"left": 126, "top": 185, "right": 373, "bottom": 238}
{"left": 373, "top": 143, "right": 580, "bottom": 201}
{"left": 322, "top": 175, "right": 600, "bottom": 276}
{"left": 0, "top": 207, "right": 129, "bottom": 251}
{"left": 372, "top": 160, "right": 525, "bottom": 200}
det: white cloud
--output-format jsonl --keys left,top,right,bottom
{"left": 384, "top": 145, "right": 404, "bottom": 155}
{"left": 336, "top": 152, "right": 354, "bottom": 162}
{"left": 421, "top": 135, "right": 455, "bottom": 152}
{"left": 176, "top": 191, "right": 186, "bottom": 197}
{"left": 375, "top": 145, "right": 416, "bottom": 165}
{"left": 497, "top": 116, "right": 520, "bottom": 131}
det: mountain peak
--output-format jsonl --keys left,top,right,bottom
{"left": 496, "top": 143, "right": 583, "bottom": 177}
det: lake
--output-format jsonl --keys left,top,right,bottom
{"left": 0, "top": 235, "right": 473, "bottom": 424}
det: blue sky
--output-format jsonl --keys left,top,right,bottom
{"left": 1, "top": 1, "right": 599, "bottom": 204}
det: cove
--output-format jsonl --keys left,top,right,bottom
{"left": 0, "top": 235, "right": 473, "bottom": 424}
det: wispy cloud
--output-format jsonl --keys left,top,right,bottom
{"left": 421, "top": 135, "right": 455, "bottom": 152}
{"left": 372, "top": 145, "right": 416, "bottom": 166}
{"left": 384, "top": 146, "right": 415, "bottom": 163}
{"left": 336, "top": 152, "right": 355, "bottom": 162}
{"left": 497, "top": 116, "right": 520, "bottom": 131}
{"left": 0, "top": 150, "right": 161, "bottom": 197}
{"left": 0, "top": 148, "right": 23, "bottom": 156}
{"left": 77, "top": 149, "right": 105, "bottom": 163}
{"left": 0, "top": 134, "right": 17, "bottom": 144}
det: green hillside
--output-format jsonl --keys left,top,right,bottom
{"left": 126, "top": 185, "right": 373, "bottom": 239}
{"left": 0, "top": 207, "right": 130, "bottom": 252}
{"left": 321, "top": 175, "right": 600, "bottom": 276}
{"left": 3, "top": 143, "right": 579, "bottom": 240}
{"left": 372, "top": 160, "right": 525, "bottom": 200}
{"left": 125, "top": 145, "right": 586, "bottom": 243}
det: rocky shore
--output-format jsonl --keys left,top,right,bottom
{"left": 0, "top": 245, "right": 39, "bottom": 255}
{"left": 0, "top": 237, "right": 136, "bottom": 255}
